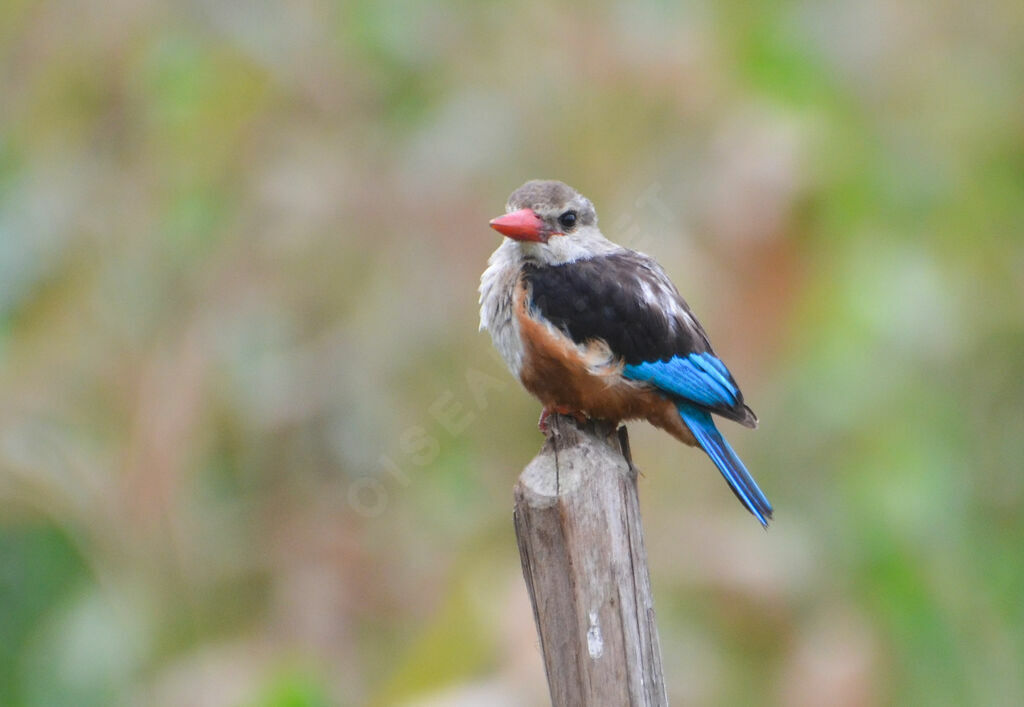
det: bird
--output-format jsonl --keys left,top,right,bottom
{"left": 479, "top": 179, "right": 773, "bottom": 526}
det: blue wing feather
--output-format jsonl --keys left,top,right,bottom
{"left": 677, "top": 403, "right": 773, "bottom": 526}
{"left": 623, "top": 352, "right": 739, "bottom": 409}
{"left": 690, "top": 354, "right": 735, "bottom": 395}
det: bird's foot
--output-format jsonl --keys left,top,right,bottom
{"left": 538, "top": 405, "right": 589, "bottom": 433}
{"left": 537, "top": 407, "right": 556, "bottom": 432}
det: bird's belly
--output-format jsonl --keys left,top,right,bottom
{"left": 519, "top": 341, "right": 638, "bottom": 421}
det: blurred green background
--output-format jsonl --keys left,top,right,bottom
{"left": 1, "top": 0, "right": 1022, "bottom": 705}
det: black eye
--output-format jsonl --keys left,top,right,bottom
{"left": 558, "top": 210, "right": 577, "bottom": 230}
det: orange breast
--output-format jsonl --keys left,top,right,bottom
{"left": 513, "top": 280, "right": 695, "bottom": 446}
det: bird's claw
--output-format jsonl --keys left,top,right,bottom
{"left": 538, "top": 405, "right": 589, "bottom": 433}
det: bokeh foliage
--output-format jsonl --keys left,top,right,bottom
{"left": 1, "top": 0, "right": 1022, "bottom": 704}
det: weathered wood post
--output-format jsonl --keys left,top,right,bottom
{"left": 513, "top": 413, "right": 668, "bottom": 706}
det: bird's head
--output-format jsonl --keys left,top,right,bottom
{"left": 489, "top": 180, "right": 606, "bottom": 265}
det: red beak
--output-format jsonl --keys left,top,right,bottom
{"left": 489, "top": 208, "right": 546, "bottom": 242}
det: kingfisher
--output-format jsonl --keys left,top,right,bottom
{"left": 479, "top": 180, "right": 773, "bottom": 526}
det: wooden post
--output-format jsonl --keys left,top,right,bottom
{"left": 514, "top": 414, "right": 668, "bottom": 706}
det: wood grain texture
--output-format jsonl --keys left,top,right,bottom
{"left": 514, "top": 414, "right": 667, "bottom": 707}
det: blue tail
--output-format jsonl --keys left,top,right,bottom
{"left": 677, "top": 404, "right": 773, "bottom": 527}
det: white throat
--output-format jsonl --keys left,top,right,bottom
{"left": 518, "top": 225, "right": 619, "bottom": 266}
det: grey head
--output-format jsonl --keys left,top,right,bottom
{"left": 505, "top": 180, "right": 597, "bottom": 237}
{"left": 489, "top": 180, "right": 616, "bottom": 265}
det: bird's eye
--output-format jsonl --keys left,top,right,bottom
{"left": 558, "top": 210, "right": 577, "bottom": 230}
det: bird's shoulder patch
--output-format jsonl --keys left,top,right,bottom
{"left": 522, "top": 251, "right": 706, "bottom": 365}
